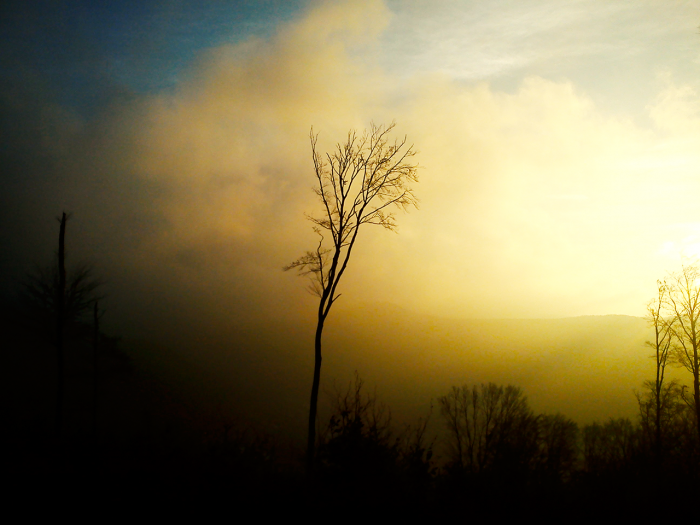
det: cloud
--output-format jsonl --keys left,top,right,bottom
{"left": 648, "top": 78, "right": 700, "bottom": 136}
{"left": 124, "top": 0, "right": 391, "bottom": 253}
{"left": 366, "top": 74, "right": 660, "bottom": 317}
{"left": 5, "top": 0, "right": 700, "bottom": 326}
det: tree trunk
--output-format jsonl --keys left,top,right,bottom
{"left": 655, "top": 378, "right": 662, "bottom": 468}
{"left": 694, "top": 361, "right": 700, "bottom": 446}
{"left": 306, "top": 315, "right": 324, "bottom": 474}
{"left": 93, "top": 300, "right": 99, "bottom": 447}
{"left": 56, "top": 212, "right": 66, "bottom": 440}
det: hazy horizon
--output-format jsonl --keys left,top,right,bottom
{"left": 2, "top": 0, "right": 700, "bottom": 442}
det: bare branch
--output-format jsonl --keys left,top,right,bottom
{"left": 285, "top": 122, "right": 420, "bottom": 469}
{"left": 287, "top": 122, "right": 419, "bottom": 309}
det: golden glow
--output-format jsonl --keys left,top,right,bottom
{"left": 85, "top": 0, "right": 700, "bottom": 322}
{"left": 11, "top": 0, "right": 700, "bottom": 431}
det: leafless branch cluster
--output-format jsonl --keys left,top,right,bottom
{"left": 22, "top": 261, "right": 103, "bottom": 323}
{"left": 322, "top": 371, "right": 393, "bottom": 446}
{"left": 438, "top": 383, "right": 538, "bottom": 473}
{"left": 284, "top": 121, "right": 419, "bottom": 307}
{"left": 285, "top": 121, "right": 420, "bottom": 471}
{"left": 646, "top": 280, "right": 676, "bottom": 370}
{"left": 649, "top": 262, "right": 700, "bottom": 447}
{"left": 664, "top": 265, "right": 700, "bottom": 378}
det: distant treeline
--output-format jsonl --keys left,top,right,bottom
{"left": 3, "top": 216, "right": 699, "bottom": 517}
{"left": 3, "top": 298, "right": 698, "bottom": 517}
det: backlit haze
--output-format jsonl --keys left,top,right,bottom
{"left": 2, "top": 0, "right": 699, "bottom": 430}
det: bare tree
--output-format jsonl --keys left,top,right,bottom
{"left": 285, "top": 122, "right": 419, "bottom": 471}
{"left": 318, "top": 372, "right": 396, "bottom": 479}
{"left": 664, "top": 263, "right": 700, "bottom": 446}
{"left": 639, "top": 280, "right": 677, "bottom": 464}
{"left": 57, "top": 212, "right": 67, "bottom": 439}
{"left": 21, "top": 212, "right": 103, "bottom": 438}
{"left": 582, "top": 418, "right": 640, "bottom": 474}
{"left": 23, "top": 261, "right": 103, "bottom": 333}
{"left": 438, "top": 383, "right": 538, "bottom": 476}
{"left": 535, "top": 413, "right": 579, "bottom": 484}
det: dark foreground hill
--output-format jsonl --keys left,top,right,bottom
{"left": 5, "top": 298, "right": 698, "bottom": 516}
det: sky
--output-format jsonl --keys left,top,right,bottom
{"left": 2, "top": 0, "right": 700, "bottom": 328}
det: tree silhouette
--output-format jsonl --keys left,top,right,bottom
{"left": 21, "top": 212, "right": 103, "bottom": 439}
{"left": 318, "top": 373, "right": 397, "bottom": 487}
{"left": 637, "top": 279, "right": 677, "bottom": 468}
{"left": 582, "top": 418, "right": 640, "bottom": 475}
{"left": 316, "top": 372, "right": 435, "bottom": 511}
{"left": 438, "top": 383, "right": 539, "bottom": 477}
{"left": 285, "top": 122, "right": 419, "bottom": 472}
{"left": 664, "top": 263, "right": 700, "bottom": 447}
{"left": 535, "top": 413, "right": 579, "bottom": 485}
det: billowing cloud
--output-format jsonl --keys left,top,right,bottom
{"left": 119, "top": 0, "right": 392, "bottom": 277}
{"left": 5, "top": 0, "right": 700, "bottom": 327}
